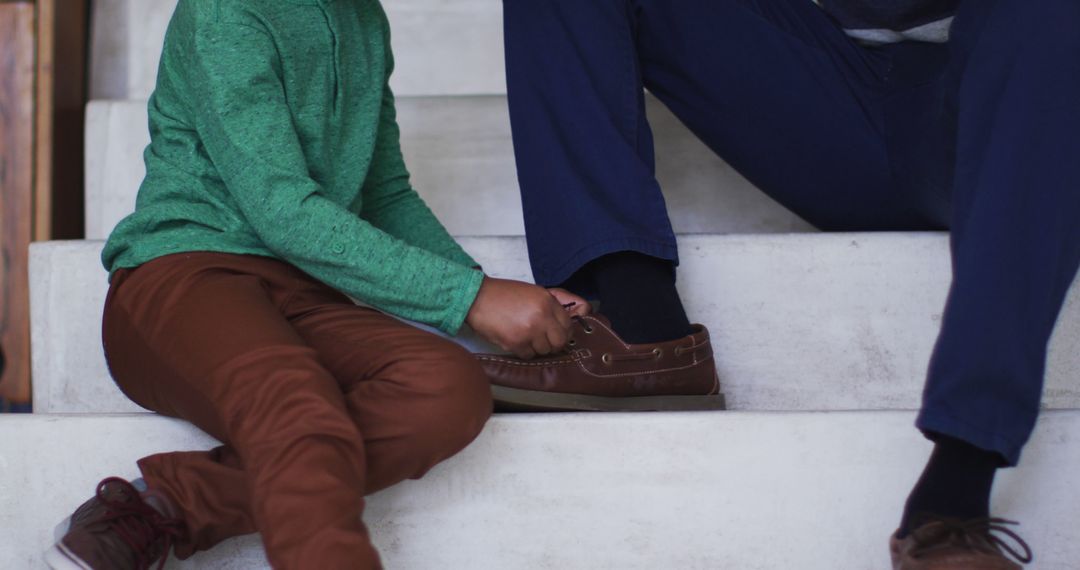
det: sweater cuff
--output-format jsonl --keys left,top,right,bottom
{"left": 440, "top": 268, "right": 485, "bottom": 336}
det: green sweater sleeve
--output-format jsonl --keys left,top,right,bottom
{"left": 190, "top": 20, "right": 482, "bottom": 334}
{"left": 359, "top": 85, "right": 480, "bottom": 270}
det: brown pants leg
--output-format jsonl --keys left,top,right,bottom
{"left": 102, "top": 253, "right": 492, "bottom": 569}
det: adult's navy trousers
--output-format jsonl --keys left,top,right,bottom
{"left": 504, "top": 0, "right": 1080, "bottom": 465}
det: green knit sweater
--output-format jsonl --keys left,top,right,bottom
{"left": 102, "top": 0, "right": 484, "bottom": 334}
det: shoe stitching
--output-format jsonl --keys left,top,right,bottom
{"left": 576, "top": 354, "right": 716, "bottom": 379}
{"left": 580, "top": 316, "right": 706, "bottom": 351}
{"left": 476, "top": 351, "right": 715, "bottom": 376}
{"left": 475, "top": 317, "right": 713, "bottom": 372}
{"left": 476, "top": 355, "right": 578, "bottom": 366}
{"left": 582, "top": 317, "right": 712, "bottom": 365}
{"left": 709, "top": 372, "right": 721, "bottom": 395}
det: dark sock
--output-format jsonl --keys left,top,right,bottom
{"left": 898, "top": 434, "right": 1002, "bottom": 537}
{"left": 586, "top": 251, "right": 694, "bottom": 344}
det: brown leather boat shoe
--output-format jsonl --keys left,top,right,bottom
{"left": 890, "top": 518, "right": 1032, "bottom": 569}
{"left": 476, "top": 315, "right": 725, "bottom": 412}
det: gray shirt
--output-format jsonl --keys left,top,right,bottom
{"left": 816, "top": 0, "right": 958, "bottom": 43}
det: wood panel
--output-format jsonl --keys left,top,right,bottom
{"left": 36, "top": 0, "right": 87, "bottom": 241}
{"left": 0, "top": 2, "right": 37, "bottom": 404}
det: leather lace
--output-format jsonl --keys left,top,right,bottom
{"left": 910, "top": 517, "right": 1033, "bottom": 564}
{"left": 571, "top": 315, "right": 593, "bottom": 331}
{"left": 95, "top": 477, "right": 186, "bottom": 570}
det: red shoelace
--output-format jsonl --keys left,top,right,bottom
{"left": 94, "top": 477, "right": 186, "bottom": 570}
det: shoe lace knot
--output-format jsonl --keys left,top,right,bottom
{"left": 96, "top": 477, "right": 186, "bottom": 570}
{"left": 910, "top": 517, "right": 1033, "bottom": 564}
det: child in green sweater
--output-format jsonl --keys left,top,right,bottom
{"left": 46, "top": 1, "right": 587, "bottom": 569}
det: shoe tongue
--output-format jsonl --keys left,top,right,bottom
{"left": 141, "top": 492, "right": 175, "bottom": 518}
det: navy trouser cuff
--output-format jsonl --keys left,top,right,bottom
{"left": 916, "top": 409, "right": 1026, "bottom": 467}
{"left": 535, "top": 236, "right": 679, "bottom": 288}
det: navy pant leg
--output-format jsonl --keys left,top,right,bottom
{"left": 504, "top": 0, "right": 942, "bottom": 288}
{"left": 917, "top": 0, "right": 1080, "bottom": 465}
{"left": 633, "top": 0, "right": 950, "bottom": 232}
{"left": 506, "top": 0, "right": 1080, "bottom": 466}
{"left": 504, "top": 0, "right": 675, "bottom": 287}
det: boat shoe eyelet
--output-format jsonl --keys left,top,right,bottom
{"left": 652, "top": 348, "right": 663, "bottom": 359}
{"left": 583, "top": 325, "right": 595, "bottom": 334}
{"left": 568, "top": 339, "right": 577, "bottom": 346}
{"left": 601, "top": 353, "right": 613, "bottom": 365}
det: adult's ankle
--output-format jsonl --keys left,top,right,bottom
{"left": 586, "top": 251, "right": 693, "bottom": 343}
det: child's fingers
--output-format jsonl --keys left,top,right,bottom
{"left": 568, "top": 302, "right": 591, "bottom": 316}
{"left": 549, "top": 288, "right": 590, "bottom": 313}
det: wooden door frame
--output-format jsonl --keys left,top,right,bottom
{"left": 0, "top": 0, "right": 37, "bottom": 407}
{"left": 36, "top": 0, "right": 87, "bottom": 241}
{"left": 0, "top": 0, "right": 87, "bottom": 408}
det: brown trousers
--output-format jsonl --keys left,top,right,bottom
{"left": 102, "top": 252, "right": 492, "bottom": 569}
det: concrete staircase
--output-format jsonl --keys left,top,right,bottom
{"left": 84, "top": 97, "right": 812, "bottom": 240}
{"left": 6, "top": 0, "right": 1079, "bottom": 568}
{"left": 5, "top": 412, "right": 1080, "bottom": 569}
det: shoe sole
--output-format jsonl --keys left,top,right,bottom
{"left": 491, "top": 385, "right": 727, "bottom": 412}
{"left": 44, "top": 544, "right": 92, "bottom": 570}
{"left": 44, "top": 517, "right": 93, "bottom": 570}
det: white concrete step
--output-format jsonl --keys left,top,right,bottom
{"left": 29, "top": 236, "right": 1080, "bottom": 415}
{"left": 90, "top": 0, "right": 507, "bottom": 99}
{"left": 84, "top": 97, "right": 810, "bottom": 240}
{"left": 3, "top": 411, "right": 1080, "bottom": 569}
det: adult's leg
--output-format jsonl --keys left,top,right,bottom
{"left": 890, "top": 2, "right": 1080, "bottom": 562}
{"left": 505, "top": 0, "right": 675, "bottom": 288}
{"left": 635, "top": 0, "right": 953, "bottom": 230}
{"left": 504, "top": 0, "right": 948, "bottom": 350}
{"left": 917, "top": 0, "right": 1080, "bottom": 466}
{"left": 104, "top": 253, "right": 378, "bottom": 569}
{"left": 505, "top": 0, "right": 941, "bottom": 289}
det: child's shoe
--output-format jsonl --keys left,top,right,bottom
{"left": 45, "top": 477, "right": 185, "bottom": 570}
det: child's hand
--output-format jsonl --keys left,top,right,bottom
{"left": 466, "top": 277, "right": 574, "bottom": 359}
{"left": 548, "top": 288, "right": 591, "bottom": 317}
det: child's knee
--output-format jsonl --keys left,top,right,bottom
{"left": 438, "top": 349, "right": 493, "bottom": 433}
{"left": 413, "top": 348, "right": 493, "bottom": 454}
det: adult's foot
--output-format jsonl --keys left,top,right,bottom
{"left": 890, "top": 518, "right": 1032, "bottom": 569}
{"left": 900, "top": 435, "right": 1002, "bottom": 537}
{"left": 476, "top": 314, "right": 724, "bottom": 411}
{"left": 585, "top": 251, "right": 694, "bottom": 344}
{"left": 45, "top": 477, "right": 185, "bottom": 570}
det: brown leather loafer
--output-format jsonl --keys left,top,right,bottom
{"left": 476, "top": 315, "right": 725, "bottom": 412}
{"left": 890, "top": 518, "right": 1033, "bottom": 569}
